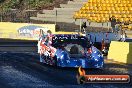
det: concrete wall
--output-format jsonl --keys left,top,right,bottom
{"left": 0, "top": 22, "right": 55, "bottom": 33}
{"left": 108, "top": 41, "right": 132, "bottom": 64}
{"left": 0, "top": 22, "right": 55, "bottom": 40}
{"left": 87, "top": 33, "right": 121, "bottom": 43}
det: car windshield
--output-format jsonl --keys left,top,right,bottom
{"left": 52, "top": 35, "right": 89, "bottom": 48}
{"left": 52, "top": 35, "right": 89, "bottom": 58}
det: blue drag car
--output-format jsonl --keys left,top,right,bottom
{"left": 38, "top": 34, "right": 104, "bottom": 68}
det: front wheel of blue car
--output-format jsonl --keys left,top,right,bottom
{"left": 51, "top": 56, "right": 57, "bottom": 66}
{"left": 40, "top": 54, "right": 57, "bottom": 66}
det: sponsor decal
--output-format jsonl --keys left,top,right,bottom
{"left": 18, "top": 25, "right": 49, "bottom": 39}
{"left": 76, "top": 67, "right": 130, "bottom": 84}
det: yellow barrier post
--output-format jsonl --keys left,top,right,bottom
{"left": 108, "top": 41, "right": 132, "bottom": 64}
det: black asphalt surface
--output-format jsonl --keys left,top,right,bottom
{"left": 0, "top": 52, "right": 131, "bottom": 88}
{"left": 0, "top": 39, "right": 131, "bottom": 88}
{"left": 0, "top": 39, "right": 38, "bottom": 52}
{"left": 0, "top": 39, "right": 37, "bottom": 47}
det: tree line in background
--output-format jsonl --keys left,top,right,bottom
{"left": 0, "top": 0, "right": 53, "bottom": 12}
{"left": 0, "top": 0, "right": 69, "bottom": 22}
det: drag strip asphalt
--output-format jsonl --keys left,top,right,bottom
{"left": 0, "top": 52, "right": 131, "bottom": 88}
{"left": 0, "top": 39, "right": 131, "bottom": 88}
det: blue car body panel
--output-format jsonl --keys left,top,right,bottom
{"left": 55, "top": 46, "right": 104, "bottom": 68}
{"left": 38, "top": 34, "right": 104, "bottom": 68}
